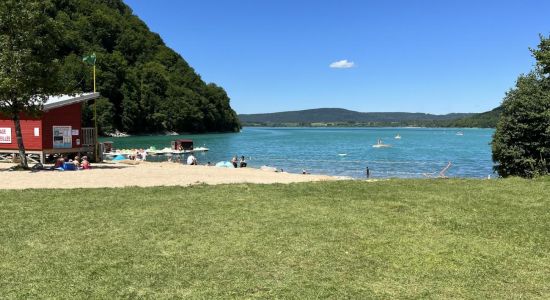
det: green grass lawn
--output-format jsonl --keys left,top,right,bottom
{"left": 1, "top": 179, "right": 550, "bottom": 299}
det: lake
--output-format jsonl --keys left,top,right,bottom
{"left": 101, "top": 127, "right": 495, "bottom": 178}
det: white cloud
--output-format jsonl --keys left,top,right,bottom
{"left": 329, "top": 59, "right": 355, "bottom": 69}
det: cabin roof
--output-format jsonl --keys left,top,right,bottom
{"left": 44, "top": 93, "right": 100, "bottom": 111}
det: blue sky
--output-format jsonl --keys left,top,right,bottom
{"left": 124, "top": 0, "right": 550, "bottom": 114}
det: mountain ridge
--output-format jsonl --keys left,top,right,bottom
{"left": 240, "top": 108, "right": 474, "bottom": 123}
{"left": 239, "top": 107, "right": 500, "bottom": 127}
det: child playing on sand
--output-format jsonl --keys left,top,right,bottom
{"left": 53, "top": 158, "right": 64, "bottom": 169}
{"left": 73, "top": 156, "right": 81, "bottom": 168}
{"left": 81, "top": 156, "right": 91, "bottom": 170}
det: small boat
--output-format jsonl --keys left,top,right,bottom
{"left": 169, "top": 149, "right": 187, "bottom": 155}
{"left": 372, "top": 139, "right": 391, "bottom": 148}
{"left": 191, "top": 146, "right": 209, "bottom": 152}
{"left": 146, "top": 149, "right": 163, "bottom": 155}
{"left": 145, "top": 146, "right": 164, "bottom": 155}
{"left": 103, "top": 151, "right": 131, "bottom": 158}
{"left": 338, "top": 153, "right": 347, "bottom": 156}
{"left": 395, "top": 134, "right": 401, "bottom": 139}
{"left": 456, "top": 131, "right": 464, "bottom": 136}
{"left": 154, "top": 147, "right": 174, "bottom": 155}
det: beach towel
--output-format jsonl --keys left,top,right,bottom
{"left": 215, "top": 161, "right": 233, "bottom": 168}
{"left": 62, "top": 163, "right": 77, "bottom": 171}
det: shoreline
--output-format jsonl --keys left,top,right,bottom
{"left": 0, "top": 161, "right": 338, "bottom": 190}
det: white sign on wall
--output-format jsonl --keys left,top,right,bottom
{"left": 0, "top": 127, "right": 12, "bottom": 144}
{"left": 34, "top": 127, "right": 40, "bottom": 137}
{"left": 53, "top": 126, "right": 72, "bottom": 149}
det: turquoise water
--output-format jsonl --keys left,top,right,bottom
{"left": 101, "top": 127, "right": 495, "bottom": 178}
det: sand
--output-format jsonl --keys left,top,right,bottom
{"left": 0, "top": 162, "right": 338, "bottom": 190}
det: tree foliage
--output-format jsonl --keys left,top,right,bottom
{"left": 0, "top": 0, "right": 62, "bottom": 115}
{"left": 492, "top": 36, "right": 550, "bottom": 177}
{"left": 51, "top": 0, "right": 240, "bottom": 134}
{"left": 239, "top": 107, "right": 501, "bottom": 128}
{"left": 0, "top": 0, "right": 64, "bottom": 168}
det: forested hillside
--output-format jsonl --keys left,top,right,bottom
{"left": 50, "top": 0, "right": 240, "bottom": 134}
{"left": 239, "top": 108, "right": 472, "bottom": 124}
{"left": 239, "top": 107, "right": 501, "bottom": 128}
{"left": 436, "top": 107, "right": 502, "bottom": 128}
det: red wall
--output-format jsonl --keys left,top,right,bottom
{"left": 0, "top": 103, "right": 82, "bottom": 151}
{"left": 42, "top": 103, "right": 82, "bottom": 149}
{"left": 0, "top": 116, "right": 42, "bottom": 150}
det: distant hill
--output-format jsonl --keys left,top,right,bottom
{"left": 438, "top": 107, "right": 503, "bottom": 128}
{"left": 239, "top": 107, "right": 501, "bottom": 128}
{"left": 239, "top": 108, "right": 472, "bottom": 123}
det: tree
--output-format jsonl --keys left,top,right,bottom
{"left": 492, "top": 36, "right": 550, "bottom": 177}
{"left": 48, "top": 0, "right": 241, "bottom": 135}
{"left": 82, "top": 97, "right": 115, "bottom": 135}
{"left": 0, "top": 0, "right": 63, "bottom": 168}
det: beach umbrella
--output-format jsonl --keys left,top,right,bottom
{"left": 113, "top": 155, "right": 126, "bottom": 161}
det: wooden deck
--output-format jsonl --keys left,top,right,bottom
{"left": 0, "top": 146, "right": 96, "bottom": 164}
{"left": 0, "top": 127, "right": 97, "bottom": 164}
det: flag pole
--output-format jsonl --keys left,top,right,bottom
{"left": 93, "top": 64, "right": 96, "bottom": 93}
{"left": 93, "top": 63, "right": 99, "bottom": 162}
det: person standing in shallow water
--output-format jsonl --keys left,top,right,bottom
{"left": 239, "top": 156, "right": 247, "bottom": 168}
{"left": 366, "top": 167, "right": 370, "bottom": 178}
{"left": 231, "top": 155, "right": 238, "bottom": 168}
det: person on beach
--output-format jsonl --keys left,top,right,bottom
{"left": 366, "top": 167, "right": 370, "bottom": 178}
{"left": 187, "top": 154, "right": 197, "bottom": 165}
{"left": 231, "top": 155, "right": 238, "bottom": 168}
{"left": 53, "top": 157, "right": 64, "bottom": 169}
{"left": 140, "top": 149, "right": 147, "bottom": 161}
{"left": 81, "top": 156, "right": 91, "bottom": 170}
{"left": 73, "top": 156, "right": 81, "bottom": 168}
{"left": 239, "top": 156, "right": 247, "bottom": 168}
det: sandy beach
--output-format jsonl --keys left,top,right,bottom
{"left": 0, "top": 162, "right": 337, "bottom": 189}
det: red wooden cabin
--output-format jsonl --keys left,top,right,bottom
{"left": 0, "top": 93, "right": 100, "bottom": 163}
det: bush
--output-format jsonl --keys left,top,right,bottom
{"left": 492, "top": 72, "right": 550, "bottom": 177}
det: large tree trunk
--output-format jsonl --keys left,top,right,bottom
{"left": 12, "top": 113, "right": 28, "bottom": 168}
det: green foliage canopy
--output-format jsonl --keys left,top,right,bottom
{"left": 492, "top": 36, "right": 550, "bottom": 177}
{"left": 0, "top": 0, "right": 64, "bottom": 167}
{"left": 0, "top": 0, "right": 62, "bottom": 115}
{"left": 52, "top": 0, "right": 240, "bottom": 134}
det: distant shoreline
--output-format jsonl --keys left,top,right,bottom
{"left": 241, "top": 124, "right": 496, "bottom": 129}
{"left": 239, "top": 107, "right": 501, "bottom": 128}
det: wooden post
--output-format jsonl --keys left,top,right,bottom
{"left": 93, "top": 64, "right": 100, "bottom": 162}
